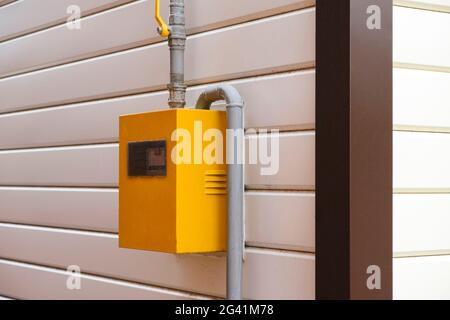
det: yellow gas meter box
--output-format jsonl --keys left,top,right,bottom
{"left": 119, "top": 109, "right": 227, "bottom": 254}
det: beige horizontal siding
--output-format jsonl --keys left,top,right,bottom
{"left": 0, "top": 2, "right": 317, "bottom": 300}
{"left": 0, "top": 187, "right": 118, "bottom": 232}
{"left": 0, "top": 0, "right": 315, "bottom": 78}
{"left": 0, "top": 0, "right": 16, "bottom": 8}
{"left": 0, "top": 70, "right": 315, "bottom": 150}
{"left": 394, "top": 255, "right": 450, "bottom": 300}
{"left": 0, "top": 259, "right": 208, "bottom": 300}
{"left": 0, "top": 8, "right": 315, "bottom": 113}
{"left": 0, "top": 187, "right": 315, "bottom": 252}
{"left": 4, "top": 131, "right": 450, "bottom": 191}
{"left": 0, "top": 132, "right": 316, "bottom": 189}
{"left": 6, "top": 186, "right": 450, "bottom": 257}
{"left": 0, "top": 144, "right": 118, "bottom": 187}
{"left": 0, "top": 0, "right": 135, "bottom": 43}
{"left": 246, "top": 132, "right": 315, "bottom": 190}
{"left": 5, "top": 186, "right": 450, "bottom": 257}
{"left": 0, "top": 224, "right": 315, "bottom": 299}
{"left": 246, "top": 192, "right": 315, "bottom": 251}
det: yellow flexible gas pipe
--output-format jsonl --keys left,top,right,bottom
{"left": 155, "top": 0, "right": 170, "bottom": 37}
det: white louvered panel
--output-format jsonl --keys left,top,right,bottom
{"left": 395, "top": 0, "right": 450, "bottom": 12}
{"left": 393, "top": 0, "right": 450, "bottom": 301}
{"left": 0, "top": 9, "right": 316, "bottom": 113}
{"left": 394, "top": 255, "right": 450, "bottom": 300}
{"left": 394, "top": 194, "right": 450, "bottom": 256}
{"left": 394, "top": 6, "right": 450, "bottom": 68}
{"left": 0, "top": 224, "right": 315, "bottom": 299}
{"left": 394, "top": 132, "right": 450, "bottom": 190}
{"left": 394, "top": 68, "right": 450, "bottom": 131}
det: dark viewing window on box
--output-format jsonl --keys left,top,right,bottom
{"left": 128, "top": 140, "right": 167, "bottom": 177}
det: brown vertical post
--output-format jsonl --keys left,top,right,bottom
{"left": 316, "top": 0, "right": 392, "bottom": 299}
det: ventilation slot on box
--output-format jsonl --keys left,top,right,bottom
{"left": 205, "top": 170, "right": 227, "bottom": 195}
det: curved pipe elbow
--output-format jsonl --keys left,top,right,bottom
{"left": 196, "top": 85, "right": 244, "bottom": 110}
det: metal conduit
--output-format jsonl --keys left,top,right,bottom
{"left": 156, "top": 0, "right": 187, "bottom": 108}
{"left": 196, "top": 85, "right": 245, "bottom": 300}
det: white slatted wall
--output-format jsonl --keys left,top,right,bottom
{"left": 393, "top": 0, "right": 450, "bottom": 300}
{"left": 0, "top": 0, "right": 316, "bottom": 300}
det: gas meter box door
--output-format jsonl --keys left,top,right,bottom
{"left": 119, "top": 109, "right": 227, "bottom": 254}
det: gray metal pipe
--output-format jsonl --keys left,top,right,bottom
{"left": 196, "top": 85, "right": 244, "bottom": 300}
{"left": 168, "top": 0, "right": 186, "bottom": 108}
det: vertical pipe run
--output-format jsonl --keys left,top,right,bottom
{"left": 226, "top": 104, "right": 244, "bottom": 300}
{"left": 196, "top": 85, "right": 245, "bottom": 300}
{"left": 168, "top": 0, "right": 187, "bottom": 108}
{"left": 161, "top": 0, "right": 244, "bottom": 299}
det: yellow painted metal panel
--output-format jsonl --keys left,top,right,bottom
{"left": 119, "top": 110, "right": 177, "bottom": 253}
{"left": 119, "top": 109, "right": 227, "bottom": 253}
{"left": 176, "top": 110, "right": 227, "bottom": 253}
